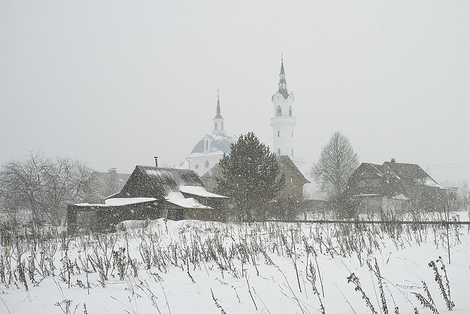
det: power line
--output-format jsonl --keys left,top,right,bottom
{"left": 429, "top": 165, "right": 470, "bottom": 170}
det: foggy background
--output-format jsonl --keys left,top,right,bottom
{"left": 1, "top": 0, "right": 469, "bottom": 184}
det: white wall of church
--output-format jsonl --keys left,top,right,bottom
{"left": 187, "top": 152, "right": 224, "bottom": 177}
{"left": 271, "top": 91, "right": 296, "bottom": 158}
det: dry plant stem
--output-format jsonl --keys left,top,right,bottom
{"left": 369, "top": 258, "right": 388, "bottom": 314}
{"left": 411, "top": 290, "right": 439, "bottom": 314}
{"left": 210, "top": 288, "right": 227, "bottom": 314}
{"left": 335, "top": 284, "right": 358, "bottom": 314}
{"left": 278, "top": 267, "right": 310, "bottom": 314}
{"left": 347, "top": 272, "right": 378, "bottom": 314}
{"left": 252, "top": 286, "right": 272, "bottom": 314}
{"left": 159, "top": 279, "right": 172, "bottom": 314}
{"left": 437, "top": 256, "right": 452, "bottom": 305}
{"left": 313, "top": 247, "right": 325, "bottom": 298}
{"left": 306, "top": 261, "right": 325, "bottom": 314}
{"left": 429, "top": 258, "right": 455, "bottom": 310}
{"left": 245, "top": 274, "right": 258, "bottom": 311}
{"left": 290, "top": 229, "right": 302, "bottom": 293}
{"left": 0, "top": 295, "right": 12, "bottom": 314}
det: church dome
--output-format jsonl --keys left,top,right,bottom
{"left": 190, "top": 133, "right": 233, "bottom": 155}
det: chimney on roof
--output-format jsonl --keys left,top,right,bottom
{"left": 391, "top": 158, "right": 396, "bottom": 163}
{"left": 154, "top": 156, "right": 158, "bottom": 168}
{"left": 108, "top": 168, "right": 118, "bottom": 192}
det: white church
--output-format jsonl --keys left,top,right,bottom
{"left": 185, "top": 90, "right": 235, "bottom": 177}
{"left": 184, "top": 57, "right": 305, "bottom": 180}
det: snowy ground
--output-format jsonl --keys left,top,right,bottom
{"left": 1, "top": 215, "right": 470, "bottom": 314}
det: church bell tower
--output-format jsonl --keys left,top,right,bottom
{"left": 271, "top": 55, "right": 296, "bottom": 158}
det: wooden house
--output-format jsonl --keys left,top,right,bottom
{"left": 67, "top": 166, "right": 228, "bottom": 232}
{"left": 345, "top": 159, "right": 448, "bottom": 214}
{"left": 83, "top": 168, "right": 130, "bottom": 203}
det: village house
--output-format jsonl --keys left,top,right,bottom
{"left": 83, "top": 168, "right": 130, "bottom": 203}
{"left": 345, "top": 158, "right": 449, "bottom": 215}
{"left": 67, "top": 162, "right": 229, "bottom": 232}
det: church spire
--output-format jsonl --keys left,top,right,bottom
{"left": 215, "top": 89, "right": 222, "bottom": 119}
{"left": 278, "top": 54, "right": 288, "bottom": 98}
{"left": 213, "top": 89, "right": 225, "bottom": 134}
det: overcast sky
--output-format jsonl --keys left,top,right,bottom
{"left": 1, "top": 0, "right": 469, "bottom": 184}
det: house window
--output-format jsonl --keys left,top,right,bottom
{"left": 276, "top": 106, "right": 282, "bottom": 116}
{"left": 205, "top": 160, "right": 209, "bottom": 168}
{"left": 358, "top": 180, "right": 365, "bottom": 188}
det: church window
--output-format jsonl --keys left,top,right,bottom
{"left": 291, "top": 149, "right": 294, "bottom": 156}
{"left": 276, "top": 106, "right": 282, "bottom": 116}
{"left": 214, "top": 122, "right": 217, "bottom": 130}
{"left": 277, "top": 148, "right": 281, "bottom": 155}
{"left": 205, "top": 140, "right": 209, "bottom": 150}
{"left": 278, "top": 130, "right": 280, "bottom": 137}
{"left": 221, "top": 122, "right": 224, "bottom": 130}
{"left": 205, "top": 160, "right": 209, "bottom": 168}
{"left": 289, "top": 106, "right": 292, "bottom": 116}
{"left": 292, "top": 131, "right": 293, "bottom": 137}
{"left": 195, "top": 164, "right": 199, "bottom": 169}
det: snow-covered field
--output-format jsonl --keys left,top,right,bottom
{"left": 1, "top": 215, "right": 470, "bottom": 313}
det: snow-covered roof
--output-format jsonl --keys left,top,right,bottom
{"left": 190, "top": 133, "right": 233, "bottom": 155}
{"left": 353, "top": 193, "right": 382, "bottom": 197}
{"left": 390, "top": 194, "right": 409, "bottom": 201}
{"left": 179, "top": 186, "right": 228, "bottom": 198}
{"left": 105, "top": 198, "right": 158, "bottom": 206}
{"left": 110, "top": 166, "right": 228, "bottom": 210}
{"left": 165, "top": 192, "right": 211, "bottom": 209}
{"left": 74, "top": 197, "right": 157, "bottom": 207}
{"left": 422, "top": 177, "right": 442, "bottom": 188}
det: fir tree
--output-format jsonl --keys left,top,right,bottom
{"left": 215, "top": 132, "right": 285, "bottom": 221}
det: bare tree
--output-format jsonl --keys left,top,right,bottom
{"left": 0, "top": 152, "right": 93, "bottom": 226}
{"left": 311, "top": 131, "right": 359, "bottom": 199}
{"left": 457, "top": 181, "right": 470, "bottom": 211}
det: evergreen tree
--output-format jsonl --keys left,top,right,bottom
{"left": 215, "top": 132, "right": 285, "bottom": 221}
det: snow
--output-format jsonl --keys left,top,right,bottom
{"left": 391, "top": 193, "right": 409, "bottom": 200}
{"left": 424, "top": 176, "right": 444, "bottom": 188}
{"left": 165, "top": 191, "right": 211, "bottom": 208}
{"left": 104, "top": 197, "right": 158, "bottom": 206}
{"left": 75, "top": 198, "right": 158, "bottom": 207}
{"left": 179, "top": 185, "right": 228, "bottom": 198}
{"left": 145, "top": 168, "right": 164, "bottom": 178}
{"left": 1, "top": 216, "right": 470, "bottom": 313}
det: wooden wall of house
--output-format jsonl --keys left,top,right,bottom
{"left": 67, "top": 202, "right": 161, "bottom": 233}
